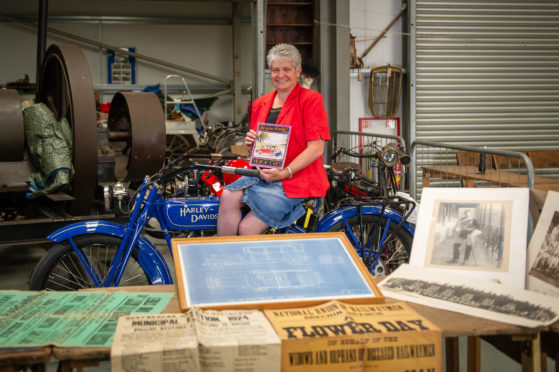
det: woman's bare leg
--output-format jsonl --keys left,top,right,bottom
{"left": 217, "top": 189, "right": 244, "bottom": 236}
{"left": 238, "top": 211, "right": 269, "bottom": 235}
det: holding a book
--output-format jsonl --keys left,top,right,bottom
{"left": 217, "top": 44, "right": 331, "bottom": 236}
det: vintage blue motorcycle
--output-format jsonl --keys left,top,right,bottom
{"left": 29, "top": 146, "right": 415, "bottom": 290}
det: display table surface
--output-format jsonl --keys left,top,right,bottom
{"left": 1, "top": 284, "right": 555, "bottom": 372}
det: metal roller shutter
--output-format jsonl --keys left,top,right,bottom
{"left": 411, "top": 0, "right": 559, "bottom": 148}
{"left": 409, "top": 0, "right": 559, "bottom": 194}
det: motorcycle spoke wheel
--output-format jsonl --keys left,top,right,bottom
{"left": 326, "top": 214, "right": 413, "bottom": 276}
{"left": 30, "top": 235, "right": 150, "bottom": 290}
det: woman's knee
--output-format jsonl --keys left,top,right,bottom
{"left": 238, "top": 214, "right": 268, "bottom": 235}
{"left": 220, "top": 189, "right": 242, "bottom": 208}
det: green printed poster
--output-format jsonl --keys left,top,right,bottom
{"left": 0, "top": 291, "right": 173, "bottom": 348}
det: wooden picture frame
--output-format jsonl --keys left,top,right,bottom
{"left": 171, "top": 232, "right": 384, "bottom": 312}
{"left": 409, "top": 187, "right": 530, "bottom": 288}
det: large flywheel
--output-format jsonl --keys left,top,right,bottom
{"left": 0, "top": 89, "right": 25, "bottom": 162}
{"left": 108, "top": 92, "right": 166, "bottom": 180}
{"left": 37, "top": 43, "right": 97, "bottom": 215}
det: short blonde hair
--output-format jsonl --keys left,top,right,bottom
{"left": 267, "top": 44, "right": 301, "bottom": 70}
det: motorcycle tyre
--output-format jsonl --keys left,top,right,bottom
{"left": 29, "top": 234, "right": 150, "bottom": 290}
{"left": 326, "top": 214, "right": 413, "bottom": 275}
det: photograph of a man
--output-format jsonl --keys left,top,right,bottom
{"left": 428, "top": 201, "right": 507, "bottom": 269}
{"left": 447, "top": 209, "right": 480, "bottom": 264}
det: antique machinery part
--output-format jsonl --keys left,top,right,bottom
{"left": 0, "top": 89, "right": 25, "bottom": 161}
{"left": 165, "top": 134, "right": 196, "bottom": 164}
{"left": 372, "top": 259, "right": 387, "bottom": 276}
{"left": 103, "top": 185, "right": 112, "bottom": 211}
{"left": 37, "top": 43, "right": 97, "bottom": 215}
{"left": 108, "top": 92, "right": 166, "bottom": 180}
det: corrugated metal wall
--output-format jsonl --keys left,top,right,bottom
{"left": 410, "top": 0, "right": 559, "bottom": 150}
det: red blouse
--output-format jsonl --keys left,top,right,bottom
{"left": 250, "top": 83, "right": 331, "bottom": 198}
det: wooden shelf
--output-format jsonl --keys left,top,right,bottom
{"left": 265, "top": 0, "right": 315, "bottom": 64}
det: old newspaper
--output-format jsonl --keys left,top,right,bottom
{"left": 111, "top": 308, "right": 281, "bottom": 372}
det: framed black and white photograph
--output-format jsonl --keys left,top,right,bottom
{"left": 527, "top": 190, "right": 559, "bottom": 297}
{"left": 410, "top": 188, "right": 530, "bottom": 288}
{"left": 426, "top": 200, "right": 510, "bottom": 269}
{"left": 171, "top": 232, "right": 384, "bottom": 311}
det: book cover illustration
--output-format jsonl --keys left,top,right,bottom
{"left": 249, "top": 123, "right": 291, "bottom": 169}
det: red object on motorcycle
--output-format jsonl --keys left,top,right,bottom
{"left": 344, "top": 185, "right": 368, "bottom": 197}
{"left": 202, "top": 171, "right": 223, "bottom": 196}
{"left": 394, "top": 161, "right": 402, "bottom": 187}
{"left": 223, "top": 158, "right": 251, "bottom": 185}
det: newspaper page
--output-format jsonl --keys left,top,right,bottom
{"left": 378, "top": 264, "right": 559, "bottom": 328}
{"left": 192, "top": 307, "right": 281, "bottom": 372}
{"left": 111, "top": 313, "right": 199, "bottom": 372}
{"left": 264, "top": 300, "right": 441, "bottom": 372}
{"left": 111, "top": 308, "right": 281, "bottom": 372}
{"left": 0, "top": 291, "right": 173, "bottom": 347}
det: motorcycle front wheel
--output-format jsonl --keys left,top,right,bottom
{"left": 29, "top": 234, "right": 150, "bottom": 290}
{"left": 326, "top": 214, "right": 413, "bottom": 276}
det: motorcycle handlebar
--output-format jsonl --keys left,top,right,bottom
{"left": 221, "top": 166, "right": 260, "bottom": 178}
{"left": 334, "top": 146, "right": 410, "bottom": 166}
{"left": 335, "top": 147, "right": 376, "bottom": 159}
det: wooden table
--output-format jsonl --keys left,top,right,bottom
{"left": 542, "top": 324, "right": 559, "bottom": 372}
{"left": 0, "top": 346, "right": 51, "bottom": 372}
{"left": 46, "top": 284, "right": 554, "bottom": 372}
{"left": 403, "top": 301, "right": 549, "bottom": 372}
{"left": 422, "top": 165, "right": 559, "bottom": 192}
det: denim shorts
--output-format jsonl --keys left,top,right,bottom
{"left": 225, "top": 176, "right": 305, "bottom": 228}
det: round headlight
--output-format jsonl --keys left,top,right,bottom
{"left": 382, "top": 149, "right": 398, "bottom": 166}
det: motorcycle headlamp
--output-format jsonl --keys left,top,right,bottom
{"left": 381, "top": 148, "right": 399, "bottom": 167}
{"left": 380, "top": 144, "right": 411, "bottom": 167}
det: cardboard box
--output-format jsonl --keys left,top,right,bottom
{"left": 264, "top": 300, "right": 442, "bottom": 372}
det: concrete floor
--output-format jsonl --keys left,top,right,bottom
{"left": 0, "top": 239, "right": 554, "bottom": 372}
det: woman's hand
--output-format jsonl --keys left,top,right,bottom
{"left": 245, "top": 129, "right": 257, "bottom": 147}
{"left": 257, "top": 140, "right": 325, "bottom": 183}
{"left": 258, "top": 167, "right": 289, "bottom": 182}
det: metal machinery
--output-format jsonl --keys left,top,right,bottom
{"left": 0, "top": 43, "right": 167, "bottom": 244}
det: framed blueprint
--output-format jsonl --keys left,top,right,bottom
{"left": 171, "top": 232, "right": 384, "bottom": 311}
